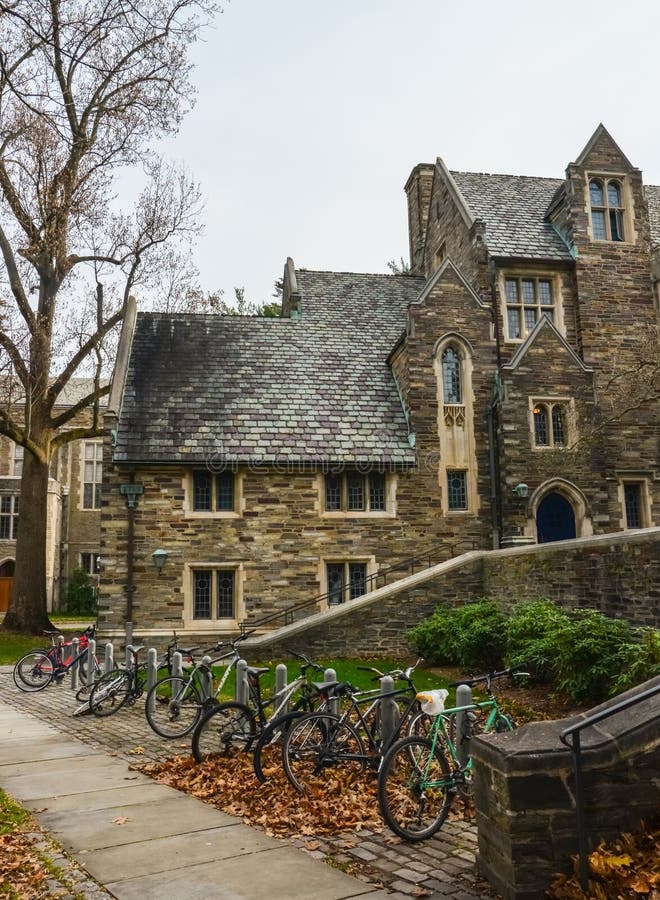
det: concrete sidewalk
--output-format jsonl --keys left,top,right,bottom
{"left": 0, "top": 700, "right": 388, "bottom": 900}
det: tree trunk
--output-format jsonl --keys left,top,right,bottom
{"left": 2, "top": 446, "right": 53, "bottom": 634}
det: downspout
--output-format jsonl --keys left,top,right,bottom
{"left": 488, "top": 261, "right": 504, "bottom": 549}
{"left": 126, "top": 471, "right": 135, "bottom": 623}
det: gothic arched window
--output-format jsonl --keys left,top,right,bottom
{"left": 441, "top": 347, "right": 462, "bottom": 404}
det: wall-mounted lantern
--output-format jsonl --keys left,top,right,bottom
{"left": 512, "top": 483, "right": 529, "bottom": 499}
{"left": 151, "top": 548, "right": 169, "bottom": 575}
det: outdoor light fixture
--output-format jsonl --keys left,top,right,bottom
{"left": 512, "top": 483, "right": 529, "bottom": 499}
{"left": 151, "top": 548, "right": 169, "bottom": 575}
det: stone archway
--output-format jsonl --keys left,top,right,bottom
{"left": 529, "top": 479, "right": 592, "bottom": 544}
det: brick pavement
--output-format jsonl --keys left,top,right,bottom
{"left": 1, "top": 668, "right": 500, "bottom": 899}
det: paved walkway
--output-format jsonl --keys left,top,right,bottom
{"left": 0, "top": 667, "right": 497, "bottom": 899}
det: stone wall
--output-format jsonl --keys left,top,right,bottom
{"left": 241, "top": 528, "right": 660, "bottom": 659}
{"left": 471, "top": 675, "right": 660, "bottom": 900}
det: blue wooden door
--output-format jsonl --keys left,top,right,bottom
{"left": 536, "top": 492, "right": 576, "bottom": 543}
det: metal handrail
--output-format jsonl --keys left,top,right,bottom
{"left": 559, "top": 681, "right": 660, "bottom": 890}
{"left": 239, "top": 539, "right": 476, "bottom": 636}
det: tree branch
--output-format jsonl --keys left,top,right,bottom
{"left": 50, "top": 382, "right": 110, "bottom": 432}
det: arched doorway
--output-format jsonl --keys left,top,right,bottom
{"left": 0, "top": 559, "right": 15, "bottom": 613}
{"left": 536, "top": 493, "right": 576, "bottom": 543}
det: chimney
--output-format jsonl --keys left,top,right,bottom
{"left": 404, "top": 164, "right": 435, "bottom": 275}
{"left": 281, "top": 257, "right": 301, "bottom": 319}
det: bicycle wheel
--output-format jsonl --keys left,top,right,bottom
{"left": 377, "top": 736, "right": 453, "bottom": 841}
{"left": 192, "top": 702, "right": 257, "bottom": 762}
{"left": 252, "top": 709, "right": 307, "bottom": 782}
{"left": 145, "top": 676, "right": 204, "bottom": 739}
{"left": 89, "top": 670, "right": 131, "bottom": 717}
{"left": 13, "top": 651, "right": 56, "bottom": 691}
{"left": 282, "top": 712, "right": 365, "bottom": 794}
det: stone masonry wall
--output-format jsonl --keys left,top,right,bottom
{"left": 472, "top": 675, "right": 660, "bottom": 900}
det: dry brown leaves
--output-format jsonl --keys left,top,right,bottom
{"left": 0, "top": 828, "right": 60, "bottom": 899}
{"left": 548, "top": 820, "right": 660, "bottom": 899}
{"left": 136, "top": 747, "right": 385, "bottom": 838}
{"left": 135, "top": 747, "right": 476, "bottom": 841}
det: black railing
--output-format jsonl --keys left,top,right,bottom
{"left": 559, "top": 681, "right": 660, "bottom": 890}
{"left": 239, "top": 539, "right": 477, "bottom": 637}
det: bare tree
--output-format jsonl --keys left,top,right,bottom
{"left": 0, "top": 0, "right": 218, "bottom": 633}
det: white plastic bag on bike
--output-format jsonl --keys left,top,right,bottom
{"left": 416, "top": 688, "right": 449, "bottom": 716}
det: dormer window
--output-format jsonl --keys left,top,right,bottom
{"left": 589, "top": 178, "right": 625, "bottom": 241}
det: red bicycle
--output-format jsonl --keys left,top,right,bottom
{"left": 12, "top": 626, "right": 99, "bottom": 692}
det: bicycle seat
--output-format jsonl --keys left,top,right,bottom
{"left": 246, "top": 666, "right": 270, "bottom": 677}
{"left": 312, "top": 681, "right": 354, "bottom": 697}
{"left": 43, "top": 630, "right": 61, "bottom": 636}
{"left": 126, "top": 644, "right": 144, "bottom": 654}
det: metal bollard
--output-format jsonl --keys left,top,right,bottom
{"left": 324, "top": 667, "right": 338, "bottom": 715}
{"left": 455, "top": 683, "right": 473, "bottom": 768}
{"left": 124, "top": 622, "right": 133, "bottom": 667}
{"left": 85, "top": 639, "right": 96, "bottom": 686}
{"left": 199, "top": 656, "right": 213, "bottom": 701}
{"left": 104, "top": 642, "right": 114, "bottom": 674}
{"left": 146, "top": 648, "right": 158, "bottom": 714}
{"left": 70, "top": 637, "right": 80, "bottom": 690}
{"left": 379, "top": 675, "right": 397, "bottom": 749}
{"left": 171, "top": 650, "right": 183, "bottom": 696}
{"left": 275, "top": 663, "right": 288, "bottom": 713}
{"left": 235, "top": 659, "right": 249, "bottom": 705}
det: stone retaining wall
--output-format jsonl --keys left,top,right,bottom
{"left": 471, "top": 675, "right": 660, "bottom": 900}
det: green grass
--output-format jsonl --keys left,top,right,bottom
{"left": 0, "top": 632, "right": 46, "bottom": 665}
{"left": 0, "top": 788, "right": 31, "bottom": 834}
{"left": 213, "top": 656, "right": 450, "bottom": 702}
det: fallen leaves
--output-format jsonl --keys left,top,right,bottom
{"left": 112, "top": 816, "right": 130, "bottom": 826}
{"left": 548, "top": 818, "right": 660, "bottom": 899}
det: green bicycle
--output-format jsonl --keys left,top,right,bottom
{"left": 377, "top": 667, "right": 528, "bottom": 841}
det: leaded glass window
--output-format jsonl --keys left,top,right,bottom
{"left": 0, "top": 495, "right": 19, "bottom": 539}
{"left": 324, "top": 472, "right": 388, "bottom": 513}
{"left": 624, "top": 484, "right": 642, "bottom": 529}
{"left": 590, "top": 177, "right": 625, "bottom": 241}
{"left": 441, "top": 347, "right": 462, "bottom": 404}
{"left": 192, "top": 470, "right": 235, "bottom": 512}
{"left": 193, "top": 570, "right": 212, "bottom": 618}
{"left": 368, "top": 473, "right": 386, "bottom": 511}
{"left": 533, "top": 401, "right": 570, "bottom": 448}
{"left": 504, "top": 276, "right": 556, "bottom": 340}
{"left": 83, "top": 442, "right": 102, "bottom": 509}
{"left": 347, "top": 473, "right": 365, "bottom": 511}
{"left": 327, "top": 563, "right": 345, "bottom": 606}
{"left": 192, "top": 568, "right": 236, "bottom": 620}
{"left": 447, "top": 470, "right": 467, "bottom": 510}
{"left": 216, "top": 570, "right": 235, "bottom": 618}
{"left": 326, "top": 562, "right": 367, "bottom": 606}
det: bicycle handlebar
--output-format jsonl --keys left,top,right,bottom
{"left": 449, "top": 666, "right": 529, "bottom": 688}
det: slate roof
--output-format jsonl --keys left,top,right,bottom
{"left": 450, "top": 171, "right": 572, "bottom": 261}
{"left": 113, "top": 271, "right": 425, "bottom": 465}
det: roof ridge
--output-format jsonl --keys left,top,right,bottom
{"left": 451, "top": 170, "right": 564, "bottom": 183}
{"left": 296, "top": 268, "right": 423, "bottom": 279}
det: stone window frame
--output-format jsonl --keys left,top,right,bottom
{"left": 434, "top": 333, "right": 479, "bottom": 516}
{"left": 585, "top": 172, "right": 635, "bottom": 244}
{"left": 0, "top": 494, "right": 19, "bottom": 540}
{"left": 182, "top": 561, "right": 245, "bottom": 631}
{"left": 80, "top": 551, "right": 100, "bottom": 575}
{"left": 446, "top": 469, "right": 469, "bottom": 511}
{"left": 183, "top": 469, "right": 244, "bottom": 519}
{"left": 616, "top": 475, "right": 652, "bottom": 531}
{"left": 499, "top": 270, "right": 565, "bottom": 343}
{"left": 80, "top": 440, "right": 103, "bottom": 510}
{"left": 318, "top": 471, "right": 397, "bottom": 519}
{"left": 318, "top": 555, "right": 376, "bottom": 609}
{"left": 529, "top": 397, "right": 575, "bottom": 450}
{"left": 11, "top": 443, "right": 23, "bottom": 478}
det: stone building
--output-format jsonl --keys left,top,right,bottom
{"left": 0, "top": 378, "right": 103, "bottom": 612}
{"left": 99, "top": 125, "right": 659, "bottom": 638}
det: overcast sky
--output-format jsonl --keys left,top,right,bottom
{"left": 158, "top": 0, "right": 660, "bottom": 305}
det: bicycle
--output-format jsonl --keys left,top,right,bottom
{"left": 192, "top": 649, "right": 326, "bottom": 764}
{"left": 376, "top": 667, "right": 529, "bottom": 841}
{"left": 12, "top": 626, "right": 100, "bottom": 692}
{"left": 280, "top": 659, "right": 426, "bottom": 794}
{"left": 144, "top": 635, "right": 249, "bottom": 739}
{"left": 74, "top": 635, "right": 198, "bottom": 718}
